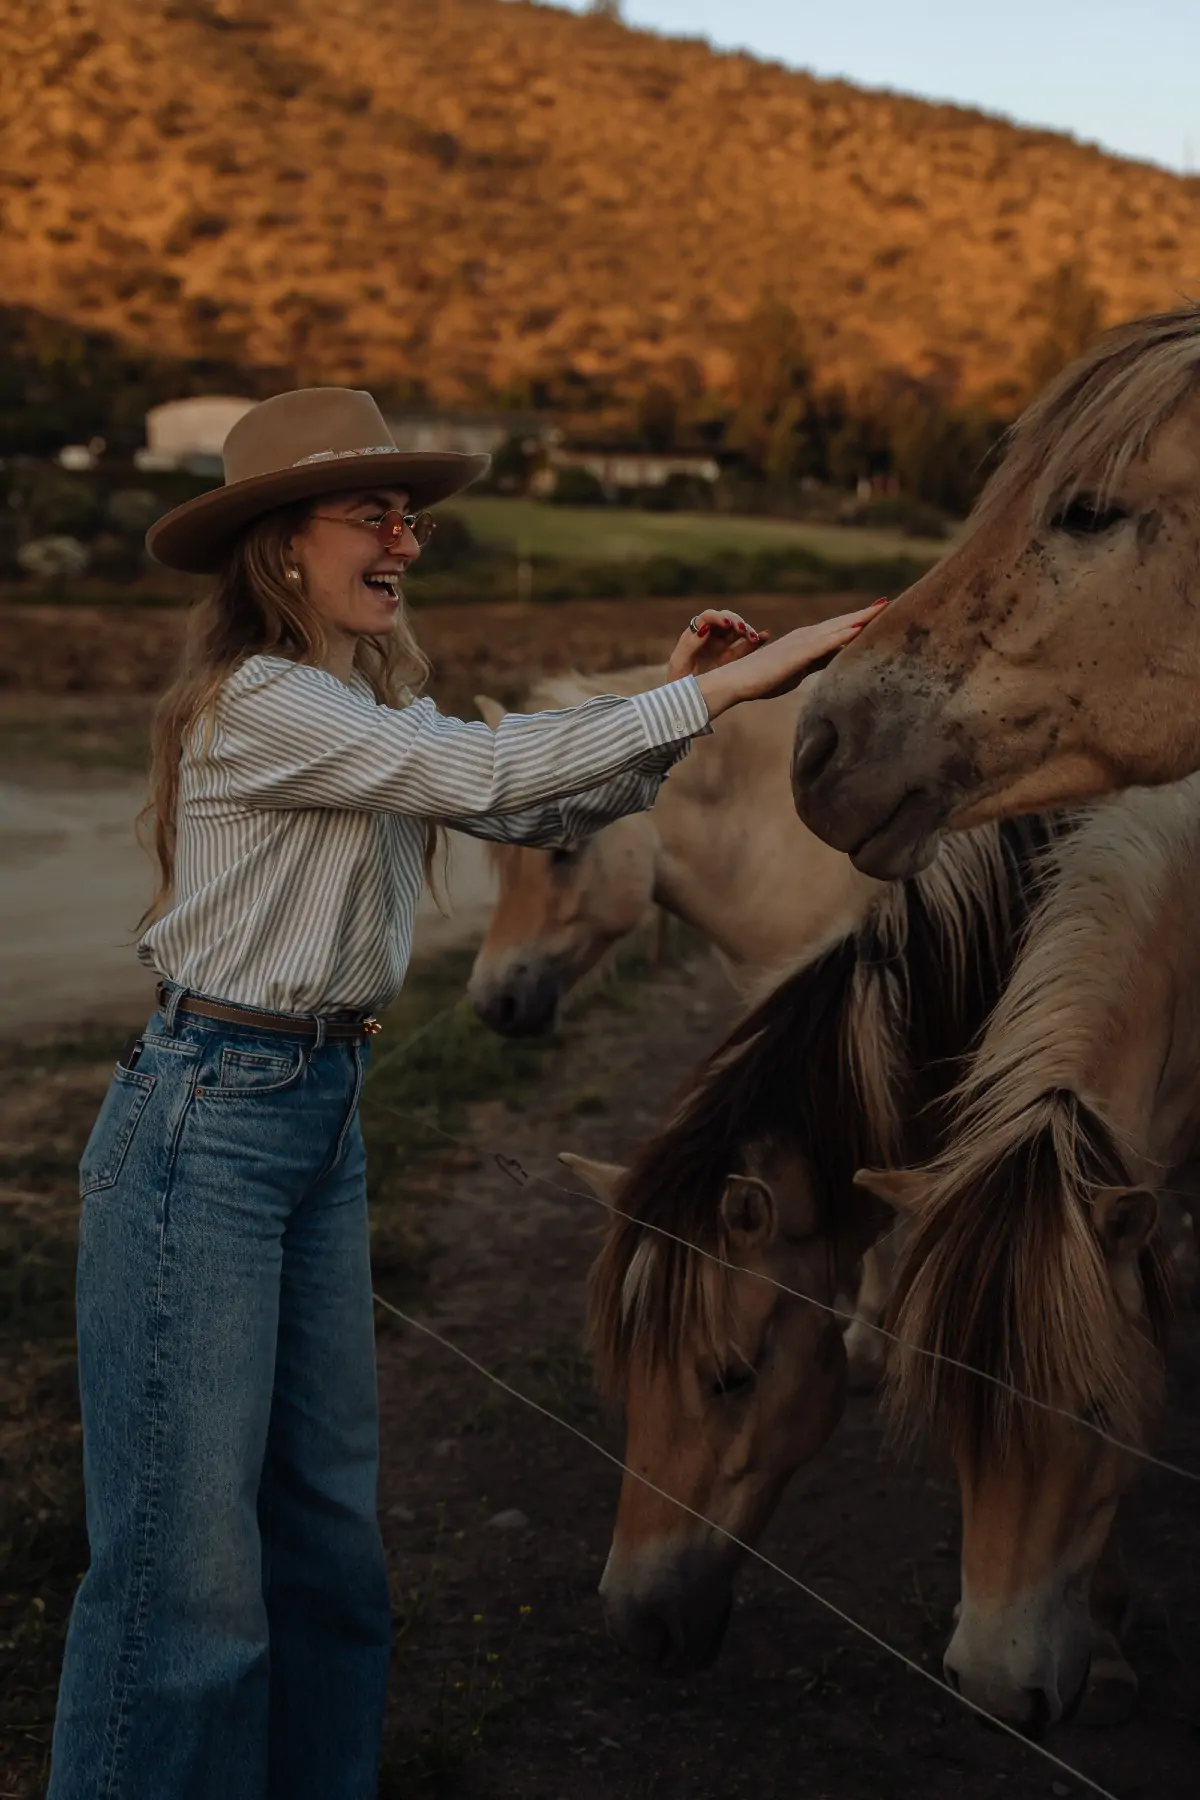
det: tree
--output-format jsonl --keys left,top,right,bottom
{"left": 1023, "top": 262, "right": 1106, "bottom": 396}
{"left": 729, "top": 297, "right": 823, "bottom": 487}
{"left": 636, "top": 382, "right": 678, "bottom": 452}
{"left": 588, "top": 0, "right": 624, "bottom": 17}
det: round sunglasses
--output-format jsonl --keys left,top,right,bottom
{"left": 312, "top": 507, "right": 436, "bottom": 549}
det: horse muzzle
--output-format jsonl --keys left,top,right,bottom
{"left": 468, "top": 958, "right": 562, "bottom": 1038}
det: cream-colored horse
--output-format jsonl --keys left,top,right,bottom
{"left": 470, "top": 669, "right": 897, "bottom": 1372}
{"left": 575, "top": 816, "right": 1054, "bottom": 1674}
{"left": 469, "top": 669, "right": 878, "bottom": 1032}
{"left": 792, "top": 306, "right": 1200, "bottom": 876}
{"left": 869, "top": 780, "right": 1200, "bottom": 1729}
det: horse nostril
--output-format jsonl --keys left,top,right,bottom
{"left": 1022, "top": 1688, "right": 1052, "bottom": 1738}
{"left": 792, "top": 715, "right": 840, "bottom": 790}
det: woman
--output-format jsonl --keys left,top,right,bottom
{"left": 50, "top": 387, "right": 884, "bottom": 1800}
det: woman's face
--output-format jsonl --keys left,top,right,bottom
{"left": 288, "top": 487, "right": 422, "bottom": 639}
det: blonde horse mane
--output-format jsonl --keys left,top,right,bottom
{"left": 521, "top": 665, "right": 668, "bottom": 713}
{"left": 973, "top": 303, "right": 1200, "bottom": 528}
{"left": 588, "top": 816, "right": 1059, "bottom": 1398}
{"left": 885, "top": 787, "right": 1192, "bottom": 1468}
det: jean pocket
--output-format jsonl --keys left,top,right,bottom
{"left": 80, "top": 1068, "right": 157, "bottom": 1196}
{"left": 198, "top": 1044, "right": 307, "bottom": 1099}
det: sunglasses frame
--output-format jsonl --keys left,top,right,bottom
{"left": 313, "top": 507, "right": 437, "bottom": 549}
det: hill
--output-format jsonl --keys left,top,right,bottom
{"left": 3, "top": 0, "right": 1199, "bottom": 421}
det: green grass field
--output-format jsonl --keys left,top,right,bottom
{"left": 447, "top": 497, "right": 947, "bottom": 567}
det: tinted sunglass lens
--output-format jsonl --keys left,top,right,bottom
{"left": 411, "top": 513, "right": 435, "bottom": 546}
{"left": 377, "top": 512, "right": 406, "bottom": 548}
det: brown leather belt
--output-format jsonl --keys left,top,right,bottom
{"left": 155, "top": 983, "right": 381, "bottom": 1040}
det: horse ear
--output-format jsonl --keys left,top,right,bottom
{"left": 1093, "top": 1186, "right": 1158, "bottom": 1261}
{"left": 475, "top": 694, "right": 506, "bottom": 731}
{"left": 558, "top": 1152, "right": 627, "bottom": 1201}
{"left": 853, "top": 1167, "right": 928, "bottom": 1214}
{"left": 720, "top": 1174, "right": 776, "bottom": 1246}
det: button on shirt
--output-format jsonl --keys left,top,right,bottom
{"left": 138, "top": 655, "right": 711, "bottom": 1016}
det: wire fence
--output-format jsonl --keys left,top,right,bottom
{"left": 372, "top": 1289, "right": 1125, "bottom": 1800}
{"left": 365, "top": 1092, "right": 1200, "bottom": 1487}
{"left": 360, "top": 977, "right": 1195, "bottom": 1800}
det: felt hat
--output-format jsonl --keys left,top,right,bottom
{"left": 146, "top": 387, "right": 489, "bottom": 572}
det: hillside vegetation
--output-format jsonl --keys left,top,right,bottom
{"left": 2, "top": 0, "right": 1199, "bottom": 426}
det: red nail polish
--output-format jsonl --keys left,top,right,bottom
{"left": 698, "top": 624, "right": 709, "bottom": 636}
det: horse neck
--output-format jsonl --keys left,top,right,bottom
{"left": 647, "top": 694, "right": 881, "bottom": 979}
{"left": 959, "top": 784, "right": 1200, "bottom": 1178}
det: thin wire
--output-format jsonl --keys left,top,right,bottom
{"left": 362, "top": 1002, "right": 462, "bottom": 1088}
{"left": 372, "top": 1291, "right": 1124, "bottom": 1800}
{"left": 363, "top": 1093, "right": 1200, "bottom": 1486}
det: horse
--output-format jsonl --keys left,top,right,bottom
{"left": 468, "top": 669, "right": 879, "bottom": 1036}
{"left": 470, "top": 666, "right": 980, "bottom": 1383}
{"left": 790, "top": 305, "right": 1200, "bottom": 879}
{"left": 862, "top": 780, "right": 1200, "bottom": 1731}
{"left": 576, "top": 815, "right": 1054, "bottom": 1673}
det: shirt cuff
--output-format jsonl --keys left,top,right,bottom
{"left": 630, "top": 675, "right": 711, "bottom": 748}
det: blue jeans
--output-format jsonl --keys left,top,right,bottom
{"left": 49, "top": 991, "right": 390, "bottom": 1800}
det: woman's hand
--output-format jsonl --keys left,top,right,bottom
{"left": 666, "top": 609, "right": 769, "bottom": 682}
{"left": 694, "top": 599, "right": 888, "bottom": 720}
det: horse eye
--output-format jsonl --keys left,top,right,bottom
{"left": 710, "top": 1363, "right": 757, "bottom": 1400}
{"left": 1050, "top": 498, "right": 1129, "bottom": 536}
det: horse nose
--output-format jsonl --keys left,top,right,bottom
{"left": 471, "top": 966, "right": 559, "bottom": 1038}
{"left": 1020, "top": 1688, "right": 1053, "bottom": 1738}
{"left": 944, "top": 1660, "right": 1055, "bottom": 1736}
{"left": 791, "top": 713, "right": 840, "bottom": 791}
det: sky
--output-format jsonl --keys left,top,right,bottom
{"left": 556, "top": 0, "right": 1200, "bottom": 175}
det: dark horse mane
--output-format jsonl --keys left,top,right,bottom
{"left": 589, "top": 814, "right": 1068, "bottom": 1395}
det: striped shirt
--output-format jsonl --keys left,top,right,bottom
{"left": 138, "top": 654, "right": 710, "bottom": 1016}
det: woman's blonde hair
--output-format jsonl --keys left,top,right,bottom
{"left": 138, "top": 499, "right": 433, "bottom": 927}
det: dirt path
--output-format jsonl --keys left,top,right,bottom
{"left": 0, "top": 771, "right": 496, "bottom": 1035}
{"left": 369, "top": 951, "right": 1200, "bottom": 1800}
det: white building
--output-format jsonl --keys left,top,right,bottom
{"left": 136, "top": 397, "right": 256, "bottom": 472}
{"left": 384, "top": 411, "right": 555, "bottom": 457}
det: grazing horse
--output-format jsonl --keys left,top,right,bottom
{"left": 468, "top": 670, "right": 878, "bottom": 1035}
{"left": 866, "top": 781, "right": 1200, "bottom": 1731}
{"left": 470, "top": 667, "right": 996, "bottom": 1380}
{"left": 791, "top": 306, "right": 1200, "bottom": 877}
{"left": 578, "top": 817, "right": 1053, "bottom": 1673}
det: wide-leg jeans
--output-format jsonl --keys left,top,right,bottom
{"left": 49, "top": 991, "right": 390, "bottom": 1800}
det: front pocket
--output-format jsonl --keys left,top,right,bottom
{"left": 79, "top": 1068, "right": 157, "bottom": 1196}
{"left": 198, "top": 1044, "right": 307, "bottom": 1099}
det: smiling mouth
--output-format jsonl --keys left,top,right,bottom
{"left": 363, "top": 571, "right": 402, "bottom": 601}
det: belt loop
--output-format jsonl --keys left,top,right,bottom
{"left": 310, "top": 1015, "right": 327, "bottom": 1053}
{"left": 163, "top": 984, "right": 187, "bottom": 1037}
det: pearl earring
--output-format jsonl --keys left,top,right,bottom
{"left": 286, "top": 567, "right": 301, "bottom": 583}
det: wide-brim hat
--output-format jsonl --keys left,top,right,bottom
{"left": 146, "top": 387, "right": 490, "bottom": 573}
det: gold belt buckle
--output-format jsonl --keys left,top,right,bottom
{"left": 362, "top": 1016, "right": 383, "bottom": 1037}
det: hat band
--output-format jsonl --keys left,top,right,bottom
{"left": 292, "top": 445, "right": 398, "bottom": 467}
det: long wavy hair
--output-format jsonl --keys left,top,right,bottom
{"left": 138, "top": 498, "right": 433, "bottom": 927}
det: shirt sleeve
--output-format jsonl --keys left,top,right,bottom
{"left": 204, "top": 658, "right": 710, "bottom": 822}
{"left": 443, "top": 737, "right": 693, "bottom": 847}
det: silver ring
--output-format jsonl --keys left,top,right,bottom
{"left": 688, "top": 616, "right": 703, "bottom": 635}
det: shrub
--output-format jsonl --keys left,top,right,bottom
{"left": 854, "top": 495, "right": 949, "bottom": 539}
{"left": 16, "top": 536, "right": 90, "bottom": 579}
{"left": 106, "top": 488, "right": 168, "bottom": 536}
{"left": 637, "top": 474, "right": 715, "bottom": 513}
{"left": 417, "top": 509, "right": 476, "bottom": 571}
{"left": 548, "top": 466, "right": 607, "bottom": 506}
